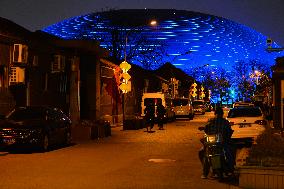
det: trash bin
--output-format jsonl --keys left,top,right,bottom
{"left": 135, "top": 117, "right": 145, "bottom": 129}
{"left": 104, "top": 121, "right": 111, "bottom": 137}
{"left": 90, "top": 124, "right": 98, "bottom": 140}
{"left": 123, "top": 118, "right": 144, "bottom": 130}
{"left": 97, "top": 122, "right": 105, "bottom": 138}
{"left": 123, "top": 119, "right": 133, "bottom": 130}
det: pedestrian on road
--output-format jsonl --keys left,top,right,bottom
{"left": 144, "top": 101, "right": 155, "bottom": 132}
{"left": 156, "top": 101, "right": 166, "bottom": 130}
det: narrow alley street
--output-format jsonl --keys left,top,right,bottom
{"left": 0, "top": 112, "right": 240, "bottom": 189}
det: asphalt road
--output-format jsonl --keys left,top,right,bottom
{"left": 0, "top": 112, "right": 240, "bottom": 189}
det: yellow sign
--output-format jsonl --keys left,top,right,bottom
{"left": 192, "top": 82, "right": 197, "bottom": 87}
{"left": 122, "top": 72, "right": 131, "bottom": 81}
{"left": 119, "top": 61, "right": 131, "bottom": 72}
{"left": 119, "top": 81, "right": 131, "bottom": 93}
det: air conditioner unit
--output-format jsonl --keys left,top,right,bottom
{"left": 51, "top": 55, "right": 65, "bottom": 73}
{"left": 9, "top": 67, "right": 25, "bottom": 85}
{"left": 13, "top": 44, "right": 28, "bottom": 63}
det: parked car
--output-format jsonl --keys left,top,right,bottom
{"left": 172, "top": 97, "right": 194, "bottom": 119}
{"left": 226, "top": 106, "right": 266, "bottom": 142}
{"left": 193, "top": 100, "right": 206, "bottom": 115}
{"left": 204, "top": 102, "right": 213, "bottom": 112}
{"left": 0, "top": 106, "right": 72, "bottom": 151}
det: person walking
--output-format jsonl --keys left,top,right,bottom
{"left": 156, "top": 101, "right": 166, "bottom": 130}
{"left": 144, "top": 102, "right": 155, "bottom": 132}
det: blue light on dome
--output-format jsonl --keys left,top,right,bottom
{"left": 43, "top": 9, "right": 284, "bottom": 80}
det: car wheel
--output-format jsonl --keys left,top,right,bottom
{"left": 65, "top": 130, "right": 72, "bottom": 146}
{"left": 41, "top": 134, "right": 49, "bottom": 152}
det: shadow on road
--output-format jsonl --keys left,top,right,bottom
{"left": 208, "top": 174, "right": 239, "bottom": 187}
{"left": 0, "top": 143, "right": 77, "bottom": 154}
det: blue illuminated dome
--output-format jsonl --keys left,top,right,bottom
{"left": 43, "top": 9, "right": 284, "bottom": 77}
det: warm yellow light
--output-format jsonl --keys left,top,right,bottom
{"left": 119, "top": 61, "right": 131, "bottom": 72}
{"left": 150, "top": 20, "right": 157, "bottom": 26}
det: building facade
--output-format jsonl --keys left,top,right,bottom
{"left": 0, "top": 17, "right": 173, "bottom": 129}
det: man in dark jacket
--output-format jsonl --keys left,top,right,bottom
{"left": 199, "top": 106, "right": 234, "bottom": 179}
{"left": 156, "top": 101, "right": 166, "bottom": 130}
{"left": 144, "top": 102, "right": 155, "bottom": 132}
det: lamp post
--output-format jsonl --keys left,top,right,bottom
{"left": 120, "top": 20, "right": 157, "bottom": 130}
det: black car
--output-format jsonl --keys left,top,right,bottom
{"left": 0, "top": 106, "right": 72, "bottom": 151}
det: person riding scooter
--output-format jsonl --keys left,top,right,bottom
{"left": 199, "top": 106, "right": 234, "bottom": 179}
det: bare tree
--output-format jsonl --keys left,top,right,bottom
{"left": 187, "top": 65, "right": 231, "bottom": 104}
{"left": 231, "top": 59, "right": 272, "bottom": 102}
{"left": 74, "top": 14, "right": 168, "bottom": 68}
{"left": 123, "top": 30, "right": 168, "bottom": 69}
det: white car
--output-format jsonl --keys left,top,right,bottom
{"left": 226, "top": 107, "right": 266, "bottom": 141}
{"left": 193, "top": 100, "right": 206, "bottom": 115}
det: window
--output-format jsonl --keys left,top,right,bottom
{"left": 173, "top": 99, "right": 189, "bottom": 106}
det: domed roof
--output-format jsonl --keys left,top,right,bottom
{"left": 43, "top": 9, "right": 284, "bottom": 79}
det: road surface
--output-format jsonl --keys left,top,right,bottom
{"left": 0, "top": 112, "right": 240, "bottom": 189}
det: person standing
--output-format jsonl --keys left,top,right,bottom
{"left": 156, "top": 101, "right": 166, "bottom": 130}
{"left": 144, "top": 102, "right": 155, "bottom": 132}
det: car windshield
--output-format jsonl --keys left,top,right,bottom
{"left": 193, "top": 101, "right": 204, "bottom": 106}
{"left": 172, "top": 99, "right": 188, "bottom": 106}
{"left": 227, "top": 107, "right": 262, "bottom": 118}
{"left": 7, "top": 107, "right": 46, "bottom": 121}
{"left": 144, "top": 98, "right": 162, "bottom": 106}
{"left": 193, "top": 101, "right": 204, "bottom": 108}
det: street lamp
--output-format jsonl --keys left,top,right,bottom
{"left": 250, "top": 70, "right": 261, "bottom": 85}
{"left": 121, "top": 20, "right": 157, "bottom": 130}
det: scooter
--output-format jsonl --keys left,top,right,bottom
{"left": 203, "top": 132, "right": 227, "bottom": 179}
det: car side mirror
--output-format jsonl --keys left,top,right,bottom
{"left": 198, "top": 126, "right": 205, "bottom": 131}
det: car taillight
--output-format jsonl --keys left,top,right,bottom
{"left": 255, "top": 120, "right": 267, "bottom": 125}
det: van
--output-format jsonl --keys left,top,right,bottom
{"left": 141, "top": 92, "right": 175, "bottom": 122}
{"left": 172, "top": 97, "right": 194, "bottom": 119}
{"left": 193, "top": 100, "right": 206, "bottom": 115}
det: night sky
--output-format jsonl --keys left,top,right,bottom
{"left": 0, "top": 0, "right": 283, "bottom": 46}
